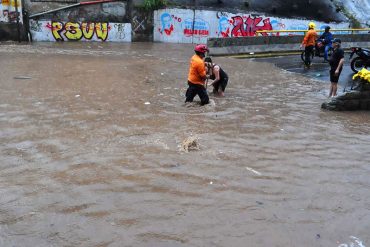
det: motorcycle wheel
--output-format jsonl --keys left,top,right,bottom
{"left": 301, "top": 50, "right": 314, "bottom": 62}
{"left": 350, "top": 57, "right": 367, "bottom": 73}
{"left": 300, "top": 51, "right": 305, "bottom": 62}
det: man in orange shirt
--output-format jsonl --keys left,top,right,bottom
{"left": 185, "top": 44, "right": 210, "bottom": 105}
{"left": 300, "top": 22, "right": 318, "bottom": 68}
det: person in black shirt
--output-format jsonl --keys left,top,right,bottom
{"left": 328, "top": 38, "right": 344, "bottom": 97}
{"left": 204, "top": 57, "right": 229, "bottom": 97}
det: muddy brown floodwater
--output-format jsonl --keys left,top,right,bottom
{"left": 0, "top": 42, "right": 369, "bottom": 247}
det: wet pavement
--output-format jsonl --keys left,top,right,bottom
{"left": 0, "top": 42, "right": 369, "bottom": 247}
{"left": 255, "top": 53, "right": 355, "bottom": 94}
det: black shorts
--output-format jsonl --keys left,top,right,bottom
{"left": 213, "top": 78, "right": 228, "bottom": 92}
{"left": 330, "top": 68, "right": 342, "bottom": 83}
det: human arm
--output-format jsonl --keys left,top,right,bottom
{"left": 300, "top": 35, "right": 306, "bottom": 48}
{"left": 209, "top": 66, "right": 221, "bottom": 86}
{"left": 334, "top": 49, "right": 345, "bottom": 75}
{"left": 300, "top": 37, "right": 306, "bottom": 48}
{"left": 335, "top": 58, "right": 344, "bottom": 75}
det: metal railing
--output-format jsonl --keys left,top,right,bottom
{"left": 256, "top": 29, "right": 370, "bottom": 36}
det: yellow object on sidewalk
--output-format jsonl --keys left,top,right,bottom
{"left": 352, "top": 68, "right": 370, "bottom": 83}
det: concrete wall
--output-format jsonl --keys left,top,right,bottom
{"left": 154, "top": 8, "right": 349, "bottom": 44}
{"left": 24, "top": 0, "right": 152, "bottom": 42}
{"left": 29, "top": 1, "right": 132, "bottom": 42}
{"left": 131, "top": 7, "right": 153, "bottom": 41}
{"left": 0, "top": 22, "right": 27, "bottom": 40}
{"left": 24, "top": 0, "right": 77, "bottom": 15}
{"left": 208, "top": 34, "right": 370, "bottom": 55}
{"left": 30, "top": 2, "right": 129, "bottom": 22}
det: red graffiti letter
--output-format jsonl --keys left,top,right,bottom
{"left": 231, "top": 16, "right": 246, "bottom": 37}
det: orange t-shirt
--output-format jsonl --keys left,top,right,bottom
{"left": 187, "top": 54, "right": 206, "bottom": 85}
{"left": 302, "top": 29, "right": 318, "bottom": 47}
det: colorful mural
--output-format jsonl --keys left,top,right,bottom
{"left": 159, "top": 12, "right": 174, "bottom": 35}
{"left": 154, "top": 8, "right": 349, "bottom": 44}
{"left": 230, "top": 15, "right": 272, "bottom": 37}
{"left": 30, "top": 20, "right": 131, "bottom": 42}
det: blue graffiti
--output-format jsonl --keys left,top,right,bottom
{"left": 218, "top": 16, "right": 229, "bottom": 35}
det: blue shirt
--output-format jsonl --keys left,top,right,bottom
{"left": 320, "top": 32, "right": 333, "bottom": 45}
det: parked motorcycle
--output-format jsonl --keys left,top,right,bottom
{"left": 301, "top": 39, "right": 333, "bottom": 62}
{"left": 349, "top": 47, "right": 370, "bottom": 73}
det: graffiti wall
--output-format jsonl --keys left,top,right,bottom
{"left": 154, "top": 8, "right": 349, "bottom": 43}
{"left": 30, "top": 20, "right": 131, "bottom": 42}
{"left": 0, "top": 0, "right": 22, "bottom": 23}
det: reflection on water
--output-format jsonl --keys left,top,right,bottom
{"left": 0, "top": 43, "right": 369, "bottom": 247}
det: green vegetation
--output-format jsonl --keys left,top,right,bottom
{"left": 341, "top": 7, "right": 362, "bottom": 28}
{"left": 143, "top": 0, "right": 167, "bottom": 10}
{"left": 333, "top": 0, "right": 362, "bottom": 28}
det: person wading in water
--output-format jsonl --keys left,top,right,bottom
{"left": 204, "top": 57, "right": 228, "bottom": 97}
{"left": 185, "top": 44, "right": 210, "bottom": 105}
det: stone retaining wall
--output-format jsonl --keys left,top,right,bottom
{"left": 321, "top": 83, "right": 370, "bottom": 111}
{"left": 0, "top": 23, "right": 27, "bottom": 41}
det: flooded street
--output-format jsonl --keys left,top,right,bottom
{"left": 0, "top": 42, "right": 369, "bottom": 247}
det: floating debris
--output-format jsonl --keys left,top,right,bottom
{"left": 14, "top": 76, "right": 32, "bottom": 80}
{"left": 246, "top": 167, "right": 262, "bottom": 176}
{"left": 144, "top": 102, "right": 151, "bottom": 105}
{"left": 181, "top": 136, "right": 200, "bottom": 152}
{"left": 143, "top": 77, "right": 151, "bottom": 83}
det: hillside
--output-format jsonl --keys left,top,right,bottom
{"left": 169, "top": 0, "right": 369, "bottom": 26}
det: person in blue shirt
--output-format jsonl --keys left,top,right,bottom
{"left": 319, "top": 26, "right": 333, "bottom": 61}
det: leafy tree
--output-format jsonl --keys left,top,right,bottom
{"left": 144, "top": 0, "right": 167, "bottom": 10}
